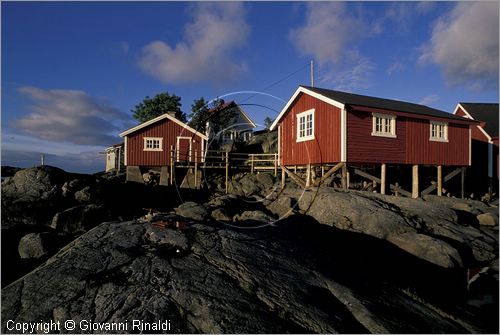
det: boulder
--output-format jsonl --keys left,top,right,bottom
{"left": 477, "top": 212, "right": 498, "bottom": 226}
{"left": 175, "top": 202, "right": 208, "bottom": 221}
{"left": 144, "top": 226, "right": 189, "bottom": 252}
{"left": 18, "top": 233, "right": 50, "bottom": 259}
{"left": 61, "top": 178, "right": 84, "bottom": 198}
{"left": 74, "top": 186, "right": 93, "bottom": 203}
{"left": 255, "top": 173, "right": 275, "bottom": 190}
{"left": 233, "top": 210, "right": 274, "bottom": 225}
{"left": 50, "top": 204, "right": 105, "bottom": 234}
{"left": 388, "top": 233, "right": 463, "bottom": 268}
{"left": 266, "top": 195, "right": 297, "bottom": 218}
{"left": 211, "top": 208, "right": 231, "bottom": 222}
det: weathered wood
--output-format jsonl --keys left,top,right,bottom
{"left": 194, "top": 151, "right": 198, "bottom": 189}
{"left": 225, "top": 151, "right": 229, "bottom": 194}
{"left": 341, "top": 164, "right": 347, "bottom": 189}
{"left": 315, "top": 162, "right": 344, "bottom": 186}
{"left": 437, "top": 165, "right": 442, "bottom": 196}
{"left": 274, "top": 154, "right": 278, "bottom": 176}
{"left": 306, "top": 164, "right": 311, "bottom": 187}
{"left": 354, "top": 168, "right": 411, "bottom": 197}
{"left": 282, "top": 166, "right": 306, "bottom": 188}
{"left": 346, "top": 170, "right": 350, "bottom": 189}
{"left": 381, "top": 163, "right": 386, "bottom": 195}
{"left": 281, "top": 166, "right": 286, "bottom": 189}
{"left": 421, "top": 167, "right": 461, "bottom": 196}
{"left": 170, "top": 145, "right": 174, "bottom": 186}
{"left": 412, "top": 165, "right": 419, "bottom": 198}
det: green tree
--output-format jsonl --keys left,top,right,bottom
{"left": 263, "top": 116, "right": 274, "bottom": 130}
{"left": 189, "top": 97, "right": 210, "bottom": 133}
{"left": 131, "top": 92, "right": 185, "bottom": 123}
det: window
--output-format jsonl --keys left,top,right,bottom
{"left": 372, "top": 113, "right": 396, "bottom": 138}
{"left": 296, "top": 109, "right": 315, "bottom": 142}
{"left": 429, "top": 121, "right": 448, "bottom": 142}
{"left": 143, "top": 137, "right": 163, "bottom": 151}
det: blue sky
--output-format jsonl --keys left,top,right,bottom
{"left": 2, "top": 1, "right": 498, "bottom": 173}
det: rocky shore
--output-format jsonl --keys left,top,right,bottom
{"left": 1, "top": 166, "right": 498, "bottom": 333}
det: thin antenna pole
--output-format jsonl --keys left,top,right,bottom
{"left": 310, "top": 60, "right": 314, "bottom": 87}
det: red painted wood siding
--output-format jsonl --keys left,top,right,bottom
{"left": 279, "top": 93, "right": 341, "bottom": 166}
{"left": 347, "top": 109, "right": 407, "bottom": 164}
{"left": 455, "top": 106, "right": 489, "bottom": 142}
{"left": 405, "top": 118, "right": 469, "bottom": 166}
{"left": 126, "top": 118, "right": 204, "bottom": 167}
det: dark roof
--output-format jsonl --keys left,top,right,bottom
{"left": 301, "top": 85, "right": 469, "bottom": 122}
{"left": 459, "top": 103, "right": 499, "bottom": 137}
{"left": 207, "top": 100, "right": 237, "bottom": 115}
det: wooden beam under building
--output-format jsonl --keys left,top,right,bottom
{"left": 412, "top": 165, "right": 419, "bottom": 198}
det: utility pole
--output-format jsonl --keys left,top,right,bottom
{"left": 40, "top": 154, "right": 45, "bottom": 166}
{"left": 310, "top": 60, "right": 314, "bottom": 87}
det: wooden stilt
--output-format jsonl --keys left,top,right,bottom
{"left": 437, "top": 165, "right": 442, "bottom": 196}
{"left": 341, "top": 163, "right": 347, "bottom": 189}
{"left": 306, "top": 164, "right": 311, "bottom": 187}
{"left": 294, "top": 165, "right": 297, "bottom": 173}
{"left": 315, "top": 162, "right": 344, "bottom": 186}
{"left": 194, "top": 151, "right": 198, "bottom": 189}
{"left": 281, "top": 166, "right": 286, "bottom": 189}
{"left": 381, "top": 163, "right": 386, "bottom": 195}
{"left": 274, "top": 153, "right": 278, "bottom": 176}
{"left": 321, "top": 165, "right": 325, "bottom": 177}
{"left": 282, "top": 166, "right": 306, "bottom": 188}
{"left": 346, "top": 170, "right": 350, "bottom": 189}
{"left": 394, "top": 182, "right": 400, "bottom": 197}
{"left": 170, "top": 145, "right": 174, "bottom": 186}
{"left": 412, "top": 164, "right": 419, "bottom": 198}
{"left": 225, "top": 151, "right": 229, "bottom": 194}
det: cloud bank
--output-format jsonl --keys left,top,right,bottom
{"left": 138, "top": 2, "right": 249, "bottom": 85}
{"left": 12, "top": 86, "right": 131, "bottom": 146}
{"left": 420, "top": 2, "right": 499, "bottom": 89}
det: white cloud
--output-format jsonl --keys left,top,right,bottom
{"left": 419, "top": 2, "right": 499, "bottom": 89}
{"left": 289, "top": 2, "right": 364, "bottom": 66}
{"left": 138, "top": 2, "right": 249, "bottom": 85}
{"left": 319, "top": 52, "right": 375, "bottom": 92}
{"left": 419, "top": 94, "right": 439, "bottom": 106}
{"left": 12, "top": 86, "right": 131, "bottom": 146}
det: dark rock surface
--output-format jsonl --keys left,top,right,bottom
{"left": 2, "top": 218, "right": 492, "bottom": 333}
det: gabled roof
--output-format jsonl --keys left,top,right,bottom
{"left": 457, "top": 103, "right": 499, "bottom": 138}
{"left": 208, "top": 100, "right": 256, "bottom": 128}
{"left": 119, "top": 112, "right": 208, "bottom": 140}
{"left": 270, "top": 85, "right": 471, "bottom": 130}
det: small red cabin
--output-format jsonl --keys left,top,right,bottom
{"left": 120, "top": 112, "right": 207, "bottom": 183}
{"left": 271, "top": 86, "right": 475, "bottom": 167}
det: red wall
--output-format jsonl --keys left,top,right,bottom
{"left": 279, "top": 93, "right": 341, "bottom": 166}
{"left": 405, "top": 118, "right": 469, "bottom": 166}
{"left": 126, "top": 118, "right": 204, "bottom": 167}
{"left": 347, "top": 109, "right": 406, "bottom": 164}
{"left": 278, "top": 93, "right": 471, "bottom": 166}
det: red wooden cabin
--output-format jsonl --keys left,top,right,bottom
{"left": 454, "top": 103, "right": 499, "bottom": 195}
{"left": 270, "top": 86, "right": 477, "bottom": 197}
{"left": 119, "top": 112, "right": 208, "bottom": 183}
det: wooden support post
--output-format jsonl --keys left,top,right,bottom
{"left": 294, "top": 165, "right": 297, "bottom": 173}
{"left": 250, "top": 154, "right": 254, "bottom": 174}
{"left": 194, "top": 151, "right": 198, "bottom": 189}
{"left": 225, "top": 151, "right": 229, "bottom": 194}
{"left": 281, "top": 166, "right": 286, "bottom": 189}
{"left": 461, "top": 167, "right": 466, "bottom": 199}
{"left": 274, "top": 153, "right": 278, "bottom": 176}
{"left": 346, "top": 170, "right": 350, "bottom": 189}
{"left": 437, "top": 165, "right": 442, "bottom": 196}
{"left": 316, "top": 162, "right": 344, "bottom": 186}
{"left": 170, "top": 145, "right": 174, "bottom": 186}
{"left": 306, "top": 164, "right": 311, "bottom": 187}
{"left": 341, "top": 163, "right": 347, "bottom": 189}
{"left": 282, "top": 166, "right": 306, "bottom": 188}
{"left": 412, "top": 165, "right": 419, "bottom": 198}
{"left": 394, "top": 182, "right": 400, "bottom": 197}
{"left": 321, "top": 165, "right": 325, "bottom": 177}
{"left": 381, "top": 163, "right": 386, "bottom": 195}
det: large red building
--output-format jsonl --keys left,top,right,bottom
{"left": 271, "top": 86, "right": 476, "bottom": 167}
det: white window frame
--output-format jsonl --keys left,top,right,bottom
{"left": 296, "top": 109, "right": 315, "bottom": 142}
{"left": 143, "top": 137, "right": 163, "bottom": 151}
{"left": 371, "top": 113, "right": 397, "bottom": 138}
{"left": 429, "top": 121, "right": 449, "bottom": 142}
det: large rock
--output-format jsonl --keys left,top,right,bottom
{"left": 1, "top": 166, "right": 66, "bottom": 201}
{"left": 388, "top": 233, "right": 463, "bottom": 268}
{"left": 1, "top": 220, "right": 490, "bottom": 333}
{"left": 50, "top": 204, "right": 106, "bottom": 234}
{"left": 233, "top": 210, "right": 275, "bottom": 225}
{"left": 18, "top": 233, "right": 50, "bottom": 259}
{"left": 477, "top": 212, "right": 499, "bottom": 226}
{"left": 175, "top": 202, "right": 207, "bottom": 221}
